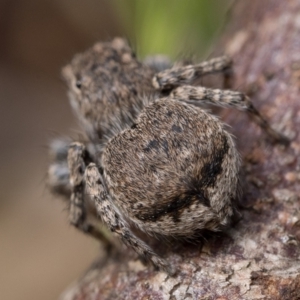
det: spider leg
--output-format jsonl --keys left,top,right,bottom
{"left": 68, "top": 142, "right": 117, "bottom": 250}
{"left": 47, "top": 137, "right": 97, "bottom": 198}
{"left": 170, "top": 85, "right": 289, "bottom": 145}
{"left": 48, "top": 138, "right": 71, "bottom": 198}
{"left": 143, "top": 55, "right": 172, "bottom": 72}
{"left": 152, "top": 56, "right": 232, "bottom": 90}
{"left": 85, "top": 163, "right": 176, "bottom": 275}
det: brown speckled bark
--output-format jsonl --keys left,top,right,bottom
{"left": 60, "top": 1, "right": 300, "bottom": 299}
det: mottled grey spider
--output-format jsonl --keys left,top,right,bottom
{"left": 47, "top": 38, "right": 287, "bottom": 274}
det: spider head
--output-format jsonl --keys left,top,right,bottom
{"left": 62, "top": 38, "right": 155, "bottom": 141}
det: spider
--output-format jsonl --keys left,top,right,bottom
{"left": 48, "top": 38, "right": 288, "bottom": 275}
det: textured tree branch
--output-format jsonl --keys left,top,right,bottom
{"left": 60, "top": 1, "right": 300, "bottom": 299}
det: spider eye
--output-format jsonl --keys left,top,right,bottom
{"left": 75, "top": 80, "right": 82, "bottom": 89}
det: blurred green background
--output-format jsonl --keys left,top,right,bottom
{"left": 0, "top": 1, "right": 232, "bottom": 299}
{"left": 116, "top": 0, "right": 232, "bottom": 58}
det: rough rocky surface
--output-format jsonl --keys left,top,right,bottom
{"left": 60, "top": 1, "right": 300, "bottom": 299}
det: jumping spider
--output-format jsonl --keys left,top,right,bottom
{"left": 48, "top": 38, "right": 288, "bottom": 275}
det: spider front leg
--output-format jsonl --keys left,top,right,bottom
{"left": 170, "top": 85, "right": 289, "bottom": 145}
{"left": 48, "top": 138, "right": 71, "bottom": 198}
{"left": 85, "top": 163, "right": 176, "bottom": 275}
{"left": 67, "top": 142, "right": 116, "bottom": 250}
{"left": 152, "top": 56, "right": 232, "bottom": 90}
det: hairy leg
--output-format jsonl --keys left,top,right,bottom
{"left": 152, "top": 56, "right": 232, "bottom": 90}
{"left": 47, "top": 138, "right": 71, "bottom": 198}
{"left": 68, "top": 142, "right": 117, "bottom": 250}
{"left": 170, "top": 85, "right": 289, "bottom": 144}
{"left": 85, "top": 163, "right": 176, "bottom": 275}
{"left": 143, "top": 55, "right": 172, "bottom": 72}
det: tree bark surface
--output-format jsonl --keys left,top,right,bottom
{"left": 61, "top": 1, "right": 300, "bottom": 299}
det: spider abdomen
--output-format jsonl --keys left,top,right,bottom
{"left": 102, "top": 98, "right": 240, "bottom": 237}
